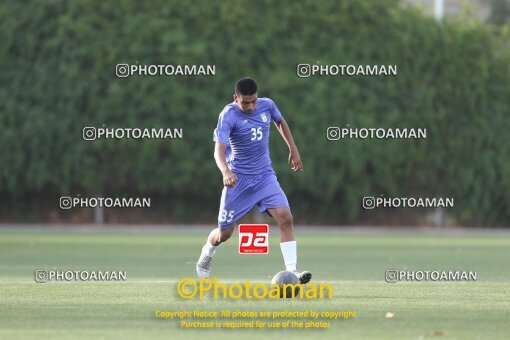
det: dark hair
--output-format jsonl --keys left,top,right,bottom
{"left": 235, "top": 77, "right": 258, "bottom": 96}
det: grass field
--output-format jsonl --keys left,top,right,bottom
{"left": 0, "top": 227, "right": 509, "bottom": 339}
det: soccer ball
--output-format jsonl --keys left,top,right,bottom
{"left": 271, "top": 271, "right": 300, "bottom": 298}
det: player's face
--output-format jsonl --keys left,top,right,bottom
{"left": 234, "top": 94, "right": 257, "bottom": 113}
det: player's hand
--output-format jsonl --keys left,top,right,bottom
{"left": 222, "top": 169, "right": 238, "bottom": 187}
{"left": 288, "top": 149, "right": 303, "bottom": 172}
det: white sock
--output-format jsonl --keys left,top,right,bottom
{"left": 202, "top": 240, "right": 218, "bottom": 257}
{"left": 280, "top": 241, "right": 297, "bottom": 272}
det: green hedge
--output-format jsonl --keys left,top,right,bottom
{"left": 1, "top": 0, "right": 509, "bottom": 225}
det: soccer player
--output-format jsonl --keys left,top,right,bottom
{"left": 196, "top": 77, "right": 311, "bottom": 284}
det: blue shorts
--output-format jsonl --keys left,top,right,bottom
{"left": 217, "top": 171, "right": 289, "bottom": 229}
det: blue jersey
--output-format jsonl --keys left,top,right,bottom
{"left": 213, "top": 97, "right": 283, "bottom": 175}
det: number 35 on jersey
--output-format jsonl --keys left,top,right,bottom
{"left": 250, "top": 127, "right": 263, "bottom": 141}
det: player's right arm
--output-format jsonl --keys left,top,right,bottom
{"left": 213, "top": 108, "right": 237, "bottom": 187}
{"left": 214, "top": 142, "right": 237, "bottom": 187}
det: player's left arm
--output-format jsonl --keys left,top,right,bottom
{"left": 274, "top": 118, "right": 303, "bottom": 172}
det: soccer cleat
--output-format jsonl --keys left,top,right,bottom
{"left": 196, "top": 252, "right": 213, "bottom": 278}
{"left": 294, "top": 271, "right": 312, "bottom": 284}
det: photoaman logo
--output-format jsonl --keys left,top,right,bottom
{"left": 239, "top": 224, "right": 269, "bottom": 254}
{"left": 177, "top": 278, "right": 332, "bottom": 299}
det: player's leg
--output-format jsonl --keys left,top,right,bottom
{"left": 196, "top": 174, "right": 257, "bottom": 278}
{"left": 201, "top": 224, "right": 234, "bottom": 259}
{"left": 266, "top": 207, "right": 294, "bottom": 242}
{"left": 207, "top": 224, "right": 235, "bottom": 247}
{"left": 201, "top": 223, "right": 235, "bottom": 259}
{"left": 196, "top": 224, "right": 234, "bottom": 278}
{"left": 256, "top": 172, "right": 312, "bottom": 284}
{"left": 266, "top": 206, "right": 311, "bottom": 284}
{"left": 266, "top": 207, "right": 297, "bottom": 272}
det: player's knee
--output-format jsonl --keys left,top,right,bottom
{"left": 219, "top": 227, "right": 234, "bottom": 243}
{"left": 278, "top": 212, "right": 293, "bottom": 229}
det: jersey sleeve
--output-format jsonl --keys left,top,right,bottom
{"left": 213, "top": 111, "right": 233, "bottom": 144}
{"left": 270, "top": 99, "right": 283, "bottom": 123}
